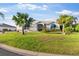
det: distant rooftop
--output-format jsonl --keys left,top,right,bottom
{"left": 0, "top": 23, "right": 16, "bottom": 28}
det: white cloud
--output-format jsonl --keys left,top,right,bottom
{"left": 73, "top": 12, "right": 79, "bottom": 16}
{"left": 56, "top": 10, "right": 72, "bottom": 15}
{"left": 56, "top": 10, "right": 79, "bottom": 16}
{"left": 0, "top": 8, "right": 8, "bottom": 13}
{"left": 42, "top": 5, "right": 48, "bottom": 10}
{"left": 17, "top": 3, "right": 48, "bottom": 10}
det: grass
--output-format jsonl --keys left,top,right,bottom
{"left": 0, "top": 32, "right": 79, "bottom": 55}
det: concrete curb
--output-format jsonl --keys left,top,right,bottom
{"left": 0, "top": 44, "right": 63, "bottom": 56}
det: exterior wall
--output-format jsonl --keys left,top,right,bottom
{"left": 55, "top": 23, "right": 60, "bottom": 29}
{"left": 45, "top": 24, "right": 51, "bottom": 30}
{"left": 29, "top": 21, "right": 40, "bottom": 32}
{"left": 16, "top": 25, "right": 22, "bottom": 32}
{"left": 29, "top": 24, "right": 37, "bottom": 31}
{"left": 0, "top": 27, "right": 3, "bottom": 31}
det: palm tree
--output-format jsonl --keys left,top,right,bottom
{"left": 57, "top": 15, "right": 76, "bottom": 33}
{"left": 0, "top": 12, "right": 4, "bottom": 19}
{"left": 12, "top": 12, "right": 34, "bottom": 35}
{"left": 0, "top": 12, "right": 4, "bottom": 33}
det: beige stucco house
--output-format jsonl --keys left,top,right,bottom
{"left": 16, "top": 20, "right": 60, "bottom": 32}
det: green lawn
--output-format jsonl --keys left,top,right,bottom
{"left": 0, "top": 32, "right": 79, "bottom": 55}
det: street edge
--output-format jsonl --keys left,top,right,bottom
{"left": 0, "top": 44, "right": 64, "bottom": 56}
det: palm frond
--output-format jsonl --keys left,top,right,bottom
{"left": 0, "top": 12, "right": 4, "bottom": 19}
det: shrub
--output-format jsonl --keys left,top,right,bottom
{"left": 43, "top": 29, "right": 51, "bottom": 32}
{"left": 75, "top": 24, "right": 79, "bottom": 32}
{"left": 3, "top": 29, "right": 8, "bottom": 31}
{"left": 65, "top": 26, "right": 73, "bottom": 34}
{"left": 2, "top": 29, "right": 8, "bottom": 33}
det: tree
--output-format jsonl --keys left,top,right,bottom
{"left": 0, "top": 12, "right": 4, "bottom": 19}
{"left": 25, "top": 17, "right": 34, "bottom": 29}
{"left": 0, "top": 12, "right": 5, "bottom": 33}
{"left": 12, "top": 12, "right": 34, "bottom": 35}
{"left": 57, "top": 15, "right": 74, "bottom": 26}
{"left": 57, "top": 15, "right": 77, "bottom": 33}
{"left": 75, "top": 24, "right": 79, "bottom": 32}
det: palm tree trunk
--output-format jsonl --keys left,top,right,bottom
{"left": 22, "top": 26, "right": 25, "bottom": 35}
{"left": 62, "top": 24, "right": 65, "bottom": 34}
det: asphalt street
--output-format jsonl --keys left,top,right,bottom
{"left": 0, "top": 48, "right": 23, "bottom": 56}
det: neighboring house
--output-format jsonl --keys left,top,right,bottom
{"left": 0, "top": 23, "right": 16, "bottom": 32}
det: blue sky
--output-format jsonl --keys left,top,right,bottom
{"left": 0, "top": 3, "right": 79, "bottom": 26}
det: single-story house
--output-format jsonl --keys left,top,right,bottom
{"left": 0, "top": 23, "right": 16, "bottom": 32}
{"left": 16, "top": 18, "right": 79, "bottom": 32}
{"left": 29, "top": 20, "right": 60, "bottom": 31}
{"left": 16, "top": 20, "right": 60, "bottom": 32}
